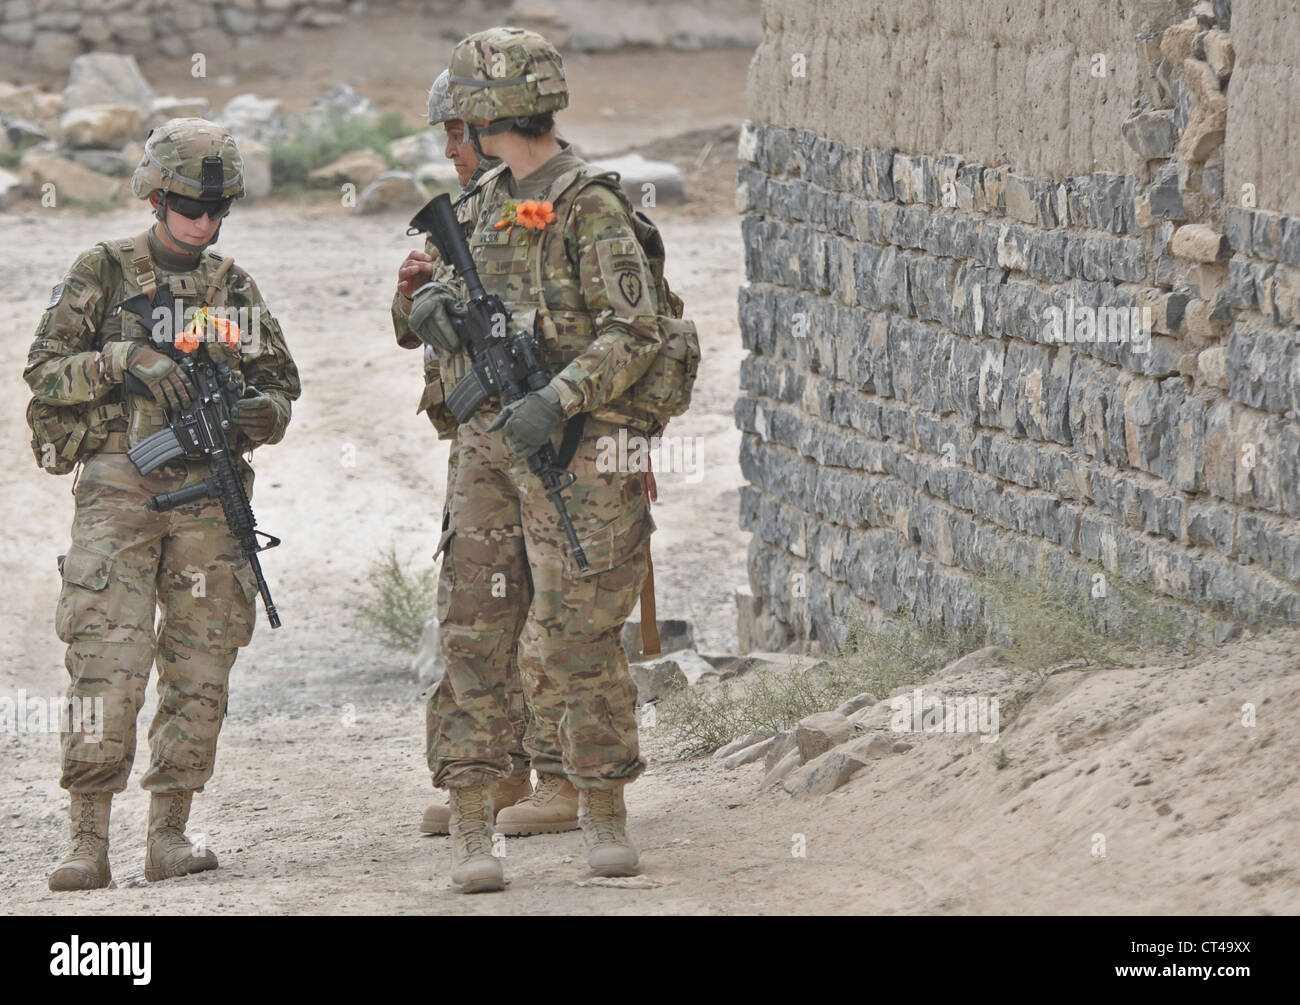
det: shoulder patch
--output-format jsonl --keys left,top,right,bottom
{"left": 595, "top": 235, "right": 651, "bottom": 316}
{"left": 45, "top": 281, "right": 66, "bottom": 310}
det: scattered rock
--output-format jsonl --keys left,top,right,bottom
{"left": 851, "top": 734, "right": 895, "bottom": 759}
{"left": 0, "top": 82, "right": 41, "bottom": 121}
{"left": 63, "top": 53, "right": 154, "bottom": 118}
{"left": 61, "top": 104, "right": 143, "bottom": 150}
{"left": 309, "top": 149, "right": 388, "bottom": 188}
{"left": 627, "top": 654, "right": 687, "bottom": 704}
{"left": 240, "top": 140, "right": 272, "bottom": 200}
{"left": 68, "top": 149, "right": 131, "bottom": 177}
{"left": 588, "top": 152, "right": 687, "bottom": 205}
{"left": 794, "top": 710, "right": 852, "bottom": 763}
{"left": 622, "top": 618, "right": 694, "bottom": 662}
{"left": 20, "top": 150, "right": 123, "bottom": 204}
{"left": 0, "top": 167, "right": 22, "bottom": 209}
{"left": 835, "top": 692, "right": 877, "bottom": 717}
{"left": 150, "top": 96, "right": 211, "bottom": 127}
{"left": 216, "top": 94, "right": 290, "bottom": 146}
{"left": 764, "top": 730, "right": 797, "bottom": 771}
{"left": 760, "top": 749, "right": 800, "bottom": 790}
{"left": 783, "top": 748, "right": 869, "bottom": 799}
{"left": 355, "top": 171, "right": 428, "bottom": 214}
{"left": 722, "top": 737, "right": 773, "bottom": 770}
{"left": 712, "top": 728, "right": 775, "bottom": 760}
{"left": 2, "top": 116, "right": 49, "bottom": 150}
{"left": 410, "top": 617, "right": 443, "bottom": 687}
{"left": 303, "top": 85, "right": 378, "bottom": 132}
{"left": 412, "top": 160, "right": 462, "bottom": 192}
{"left": 388, "top": 130, "right": 445, "bottom": 168}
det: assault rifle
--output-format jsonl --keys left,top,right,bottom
{"left": 118, "top": 286, "right": 283, "bottom": 628}
{"left": 409, "top": 193, "right": 590, "bottom": 572}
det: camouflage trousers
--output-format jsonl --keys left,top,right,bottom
{"left": 426, "top": 439, "right": 562, "bottom": 779}
{"left": 428, "top": 411, "right": 651, "bottom": 791}
{"left": 54, "top": 452, "right": 259, "bottom": 794}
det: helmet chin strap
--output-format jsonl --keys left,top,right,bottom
{"left": 465, "top": 117, "right": 530, "bottom": 161}
{"left": 154, "top": 192, "right": 221, "bottom": 254}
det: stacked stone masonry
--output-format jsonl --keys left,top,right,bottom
{"left": 735, "top": 3, "right": 1300, "bottom": 652}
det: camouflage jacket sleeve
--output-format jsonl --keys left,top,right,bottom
{"left": 23, "top": 246, "right": 120, "bottom": 405}
{"left": 229, "top": 268, "right": 301, "bottom": 447}
{"left": 549, "top": 183, "right": 664, "bottom": 418}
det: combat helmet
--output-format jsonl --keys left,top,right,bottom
{"left": 131, "top": 117, "right": 244, "bottom": 252}
{"left": 427, "top": 69, "right": 457, "bottom": 125}
{"left": 448, "top": 27, "right": 568, "bottom": 130}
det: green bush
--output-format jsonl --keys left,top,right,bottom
{"left": 270, "top": 109, "right": 415, "bottom": 191}
{"left": 354, "top": 544, "right": 437, "bottom": 653}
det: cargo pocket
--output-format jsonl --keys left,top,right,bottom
{"left": 54, "top": 545, "right": 112, "bottom": 644}
{"left": 563, "top": 502, "right": 654, "bottom": 579}
{"left": 223, "top": 560, "right": 260, "bottom": 649}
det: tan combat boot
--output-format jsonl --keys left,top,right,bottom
{"left": 48, "top": 791, "right": 113, "bottom": 891}
{"left": 145, "top": 792, "right": 218, "bottom": 882}
{"left": 579, "top": 785, "right": 640, "bottom": 877}
{"left": 448, "top": 785, "right": 505, "bottom": 893}
{"left": 420, "top": 771, "right": 533, "bottom": 835}
{"left": 494, "top": 773, "right": 580, "bottom": 836}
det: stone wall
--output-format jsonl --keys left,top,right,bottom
{"left": 0, "top": 0, "right": 762, "bottom": 72}
{"left": 736, "top": 0, "right": 1300, "bottom": 652}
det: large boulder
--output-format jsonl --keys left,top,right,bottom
{"left": 61, "top": 104, "right": 143, "bottom": 150}
{"left": 240, "top": 139, "right": 272, "bottom": 200}
{"left": 0, "top": 83, "right": 40, "bottom": 121}
{"left": 627, "top": 654, "right": 688, "bottom": 704}
{"left": 63, "top": 53, "right": 154, "bottom": 118}
{"left": 309, "top": 149, "right": 388, "bottom": 188}
{"left": 794, "top": 710, "right": 852, "bottom": 763}
{"left": 302, "top": 85, "right": 378, "bottom": 132}
{"left": 149, "top": 96, "right": 211, "bottom": 129}
{"left": 215, "top": 94, "right": 290, "bottom": 146}
{"left": 783, "top": 747, "right": 869, "bottom": 800}
{"left": 31, "top": 32, "right": 82, "bottom": 73}
{"left": 588, "top": 152, "right": 687, "bottom": 206}
{"left": 388, "top": 130, "right": 445, "bottom": 168}
{"left": 356, "top": 171, "right": 429, "bottom": 215}
{"left": 68, "top": 149, "right": 132, "bottom": 178}
{"left": 21, "top": 151, "right": 123, "bottom": 204}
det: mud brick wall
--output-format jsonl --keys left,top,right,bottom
{"left": 735, "top": 0, "right": 1300, "bottom": 652}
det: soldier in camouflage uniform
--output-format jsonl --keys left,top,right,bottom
{"left": 393, "top": 70, "right": 573, "bottom": 837}
{"left": 409, "top": 27, "right": 666, "bottom": 893}
{"left": 24, "top": 118, "right": 300, "bottom": 890}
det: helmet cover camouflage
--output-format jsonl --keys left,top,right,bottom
{"left": 448, "top": 27, "right": 569, "bottom": 124}
{"left": 428, "top": 69, "right": 458, "bottom": 125}
{"left": 130, "top": 117, "right": 245, "bottom": 201}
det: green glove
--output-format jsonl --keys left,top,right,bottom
{"left": 107, "top": 341, "right": 195, "bottom": 413}
{"left": 231, "top": 386, "right": 277, "bottom": 443}
{"left": 486, "top": 385, "right": 565, "bottom": 459}
{"left": 408, "top": 283, "right": 465, "bottom": 356}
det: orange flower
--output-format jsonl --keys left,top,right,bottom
{"left": 494, "top": 198, "right": 556, "bottom": 235}
{"left": 176, "top": 307, "right": 242, "bottom": 353}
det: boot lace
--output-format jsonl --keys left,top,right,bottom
{"left": 71, "top": 796, "right": 102, "bottom": 853}
{"left": 453, "top": 788, "right": 492, "bottom": 859}
{"left": 584, "top": 789, "right": 622, "bottom": 844}
{"left": 528, "top": 773, "right": 566, "bottom": 805}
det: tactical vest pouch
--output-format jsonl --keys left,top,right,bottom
{"left": 26, "top": 397, "right": 123, "bottom": 475}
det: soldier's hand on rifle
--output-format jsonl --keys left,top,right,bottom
{"left": 105, "top": 341, "right": 195, "bottom": 413}
{"left": 397, "top": 249, "right": 435, "bottom": 299}
{"left": 231, "top": 386, "right": 277, "bottom": 443}
{"left": 409, "top": 282, "right": 466, "bottom": 355}
{"left": 486, "top": 385, "right": 565, "bottom": 460}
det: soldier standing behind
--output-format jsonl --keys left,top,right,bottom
{"left": 393, "top": 70, "right": 575, "bottom": 837}
{"left": 24, "top": 118, "right": 300, "bottom": 890}
{"left": 412, "top": 26, "right": 680, "bottom": 893}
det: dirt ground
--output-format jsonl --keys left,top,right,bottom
{"left": 2, "top": 38, "right": 1298, "bottom": 916}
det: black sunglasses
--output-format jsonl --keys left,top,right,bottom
{"left": 167, "top": 193, "right": 234, "bottom": 221}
